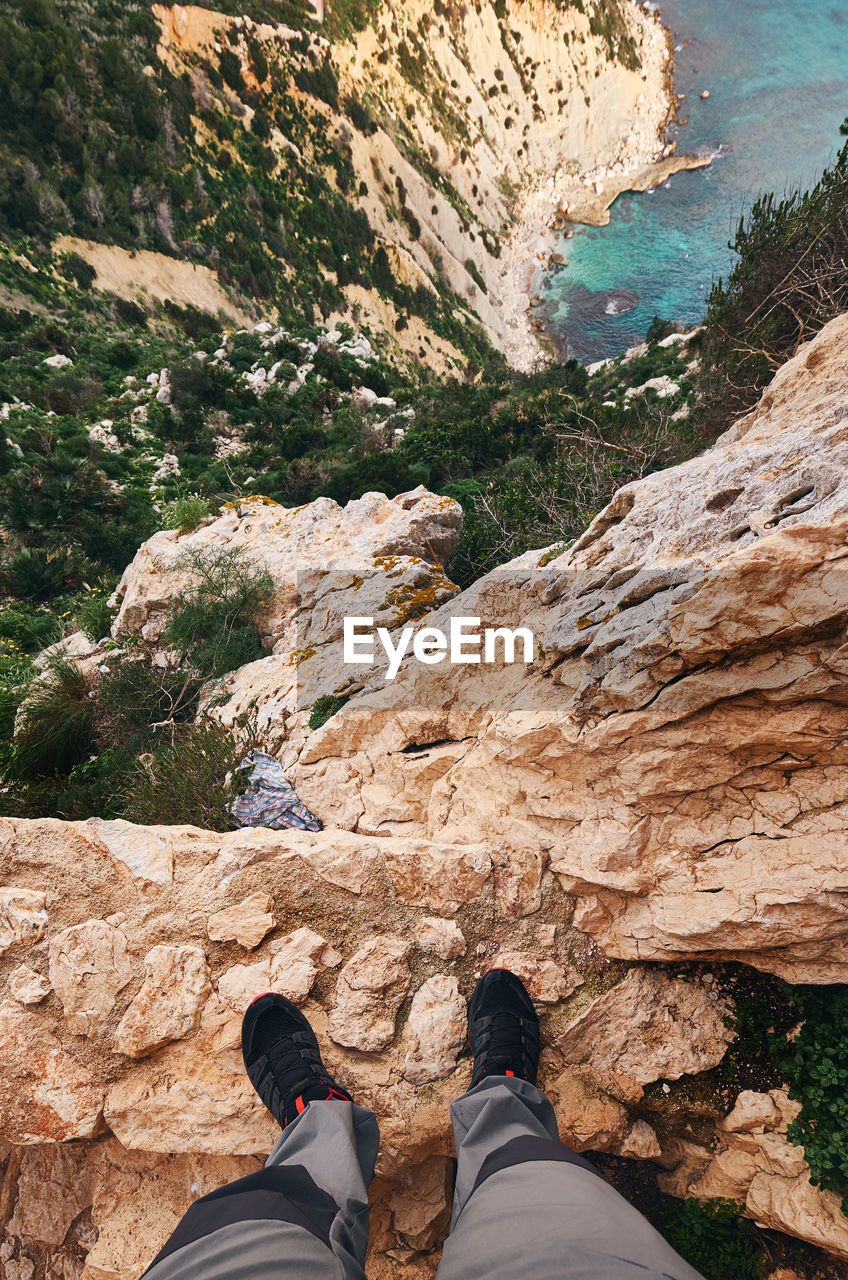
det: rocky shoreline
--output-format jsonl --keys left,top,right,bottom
{"left": 498, "top": 3, "right": 712, "bottom": 371}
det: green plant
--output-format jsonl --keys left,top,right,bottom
{"left": 8, "top": 657, "right": 96, "bottom": 778}
{"left": 538, "top": 542, "right": 567, "bottom": 566}
{"left": 308, "top": 692, "right": 349, "bottom": 730}
{"left": 772, "top": 985, "right": 848, "bottom": 1209}
{"left": 0, "top": 604, "right": 60, "bottom": 654}
{"left": 718, "top": 967, "right": 793, "bottom": 1088}
{"left": 659, "top": 1199, "right": 765, "bottom": 1280}
{"left": 464, "top": 258, "right": 488, "bottom": 295}
{"left": 76, "top": 589, "right": 116, "bottom": 641}
{"left": 121, "top": 717, "right": 253, "bottom": 830}
{"left": 1, "top": 546, "right": 79, "bottom": 600}
{"left": 95, "top": 658, "right": 199, "bottom": 746}
{"left": 698, "top": 122, "right": 848, "bottom": 434}
{"left": 164, "top": 546, "right": 274, "bottom": 679}
{"left": 160, "top": 493, "right": 213, "bottom": 533}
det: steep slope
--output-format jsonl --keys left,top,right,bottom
{"left": 0, "top": 0, "right": 687, "bottom": 371}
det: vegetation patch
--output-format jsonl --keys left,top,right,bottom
{"left": 660, "top": 1198, "right": 765, "bottom": 1280}
{"left": 772, "top": 985, "right": 848, "bottom": 1212}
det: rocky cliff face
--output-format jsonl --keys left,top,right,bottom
{"left": 145, "top": 0, "right": 678, "bottom": 370}
{"left": 4, "top": 315, "right": 848, "bottom": 1276}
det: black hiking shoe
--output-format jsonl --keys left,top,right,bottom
{"left": 468, "top": 968, "right": 540, "bottom": 1088}
{"left": 242, "top": 993, "right": 353, "bottom": 1129}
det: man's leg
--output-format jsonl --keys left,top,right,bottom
{"left": 142, "top": 995, "right": 379, "bottom": 1280}
{"left": 437, "top": 970, "right": 706, "bottom": 1280}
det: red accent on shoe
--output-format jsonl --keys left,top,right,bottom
{"left": 295, "top": 1095, "right": 306, "bottom": 1115}
{"left": 505, "top": 1069, "right": 515, "bottom": 1077}
{"left": 247, "top": 992, "right": 274, "bottom": 1007}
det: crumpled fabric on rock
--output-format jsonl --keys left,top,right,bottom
{"left": 230, "top": 749, "right": 323, "bottom": 832}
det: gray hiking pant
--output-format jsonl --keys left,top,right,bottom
{"left": 142, "top": 1076, "right": 706, "bottom": 1280}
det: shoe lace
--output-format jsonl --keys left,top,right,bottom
{"left": 475, "top": 1010, "right": 538, "bottom": 1079}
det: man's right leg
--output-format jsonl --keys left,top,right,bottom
{"left": 437, "top": 970, "right": 706, "bottom": 1280}
{"left": 141, "top": 995, "right": 378, "bottom": 1280}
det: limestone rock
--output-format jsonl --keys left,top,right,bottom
{"left": 413, "top": 917, "right": 466, "bottom": 959}
{"left": 0, "top": 887, "right": 47, "bottom": 955}
{"left": 491, "top": 951, "right": 580, "bottom": 1004}
{"left": 288, "top": 314, "right": 848, "bottom": 983}
{"left": 114, "top": 945, "right": 211, "bottom": 1059}
{"left": 103, "top": 1029, "right": 278, "bottom": 1156}
{"left": 8, "top": 963, "right": 51, "bottom": 1005}
{"left": 217, "top": 927, "right": 340, "bottom": 1010}
{"left": 329, "top": 936, "right": 412, "bottom": 1052}
{"left": 84, "top": 1142, "right": 260, "bottom": 1280}
{"left": 112, "top": 487, "right": 461, "bottom": 648}
{"left": 402, "top": 976, "right": 466, "bottom": 1085}
{"left": 619, "top": 1119, "right": 662, "bottom": 1160}
{"left": 207, "top": 893, "right": 276, "bottom": 949}
{"left": 548, "top": 1068, "right": 631, "bottom": 1153}
{"left": 387, "top": 1155, "right": 452, "bottom": 1251}
{"left": 8, "top": 1144, "right": 96, "bottom": 1248}
{"left": 383, "top": 843, "right": 492, "bottom": 915}
{"left": 555, "top": 969, "right": 733, "bottom": 1086}
{"left": 87, "top": 818, "right": 174, "bottom": 888}
{"left": 48, "top": 919, "right": 133, "bottom": 1036}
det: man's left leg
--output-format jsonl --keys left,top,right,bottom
{"left": 141, "top": 994, "right": 379, "bottom": 1280}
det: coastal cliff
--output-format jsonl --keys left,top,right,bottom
{"left": 55, "top": 0, "right": 687, "bottom": 373}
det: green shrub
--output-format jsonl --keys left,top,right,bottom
{"left": 160, "top": 494, "right": 213, "bottom": 533}
{"left": 164, "top": 547, "right": 274, "bottom": 679}
{"left": 121, "top": 718, "right": 253, "bottom": 830}
{"left": 8, "top": 658, "right": 96, "bottom": 778}
{"left": 0, "top": 604, "right": 60, "bottom": 654}
{"left": 772, "top": 985, "right": 848, "bottom": 1209}
{"left": 61, "top": 252, "right": 96, "bottom": 290}
{"left": 464, "top": 258, "right": 488, "bottom": 295}
{"left": 308, "top": 692, "right": 349, "bottom": 730}
{"left": 76, "top": 590, "right": 116, "bottom": 641}
{"left": 660, "top": 1199, "right": 765, "bottom": 1280}
{"left": 698, "top": 122, "right": 848, "bottom": 434}
{"left": 1, "top": 546, "right": 79, "bottom": 600}
{"left": 0, "top": 635, "right": 34, "bottom": 743}
{"left": 96, "top": 659, "right": 199, "bottom": 746}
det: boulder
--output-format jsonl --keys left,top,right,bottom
{"left": 288, "top": 313, "right": 848, "bottom": 984}
{"left": 402, "top": 976, "right": 466, "bottom": 1084}
{"left": 554, "top": 968, "right": 734, "bottom": 1087}
{"left": 48, "top": 919, "right": 133, "bottom": 1037}
{"left": 7, "top": 964, "right": 51, "bottom": 1005}
{"left": 413, "top": 917, "right": 467, "bottom": 959}
{"left": 0, "top": 888, "right": 48, "bottom": 956}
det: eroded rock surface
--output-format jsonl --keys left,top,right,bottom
{"left": 555, "top": 968, "right": 733, "bottom": 1087}
{"left": 6, "top": 319, "right": 848, "bottom": 1273}
{"left": 207, "top": 893, "right": 276, "bottom": 950}
{"left": 329, "top": 936, "right": 413, "bottom": 1052}
{"left": 290, "top": 314, "right": 848, "bottom": 984}
{"left": 114, "top": 945, "right": 211, "bottom": 1059}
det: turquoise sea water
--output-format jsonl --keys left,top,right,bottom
{"left": 540, "top": 0, "right": 848, "bottom": 361}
